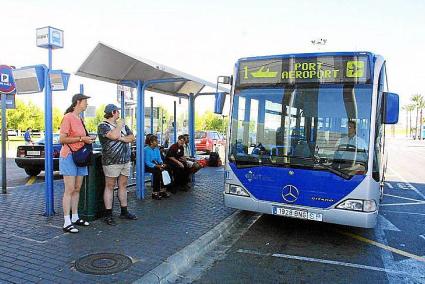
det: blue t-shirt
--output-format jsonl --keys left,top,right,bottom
{"left": 24, "top": 131, "right": 31, "bottom": 142}
{"left": 144, "top": 146, "right": 163, "bottom": 168}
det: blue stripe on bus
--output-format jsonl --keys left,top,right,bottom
{"left": 229, "top": 163, "right": 365, "bottom": 208}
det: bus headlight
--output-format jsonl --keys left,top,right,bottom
{"left": 336, "top": 199, "right": 377, "bottom": 212}
{"left": 225, "top": 184, "right": 250, "bottom": 197}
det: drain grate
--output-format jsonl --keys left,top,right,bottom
{"left": 75, "top": 253, "right": 132, "bottom": 275}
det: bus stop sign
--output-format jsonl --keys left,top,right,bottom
{"left": 0, "top": 65, "right": 16, "bottom": 94}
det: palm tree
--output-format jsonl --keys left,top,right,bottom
{"left": 418, "top": 98, "right": 425, "bottom": 139}
{"left": 411, "top": 94, "right": 424, "bottom": 139}
{"left": 406, "top": 104, "right": 416, "bottom": 137}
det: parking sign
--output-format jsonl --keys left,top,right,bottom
{"left": 0, "top": 65, "right": 16, "bottom": 94}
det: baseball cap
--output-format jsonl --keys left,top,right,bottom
{"left": 104, "top": 104, "right": 120, "bottom": 114}
{"left": 72, "top": 93, "right": 91, "bottom": 104}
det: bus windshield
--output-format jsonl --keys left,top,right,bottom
{"left": 229, "top": 85, "right": 373, "bottom": 177}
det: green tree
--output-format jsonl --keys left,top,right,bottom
{"left": 53, "top": 107, "right": 63, "bottom": 132}
{"left": 404, "top": 103, "right": 416, "bottom": 137}
{"left": 84, "top": 104, "right": 106, "bottom": 132}
{"left": 411, "top": 94, "right": 424, "bottom": 139}
{"left": 195, "top": 111, "right": 227, "bottom": 133}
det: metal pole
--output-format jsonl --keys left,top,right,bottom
{"left": 120, "top": 90, "right": 125, "bottom": 119}
{"left": 44, "top": 62, "right": 54, "bottom": 216}
{"left": 161, "top": 108, "right": 164, "bottom": 143}
{"left": 136, "top": 81, "right": 145, "bottom": 199}
{"left": 150, "top": 96, "right": 154, "bottom": 134}
{"left": 1, "top": 93, "right": 7, "bottom": 194}
{"left": 173, "top": 101, "right": 177, "bottom": 143}
{"left": 80, "top": 84, "right": 85, "bottom": 119}
{"left": 188, "top": 94, "right": 195, "bottom": 157}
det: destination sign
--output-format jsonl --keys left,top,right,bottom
{"left": 237, "top": 56, "right": 370, "bottom": 87}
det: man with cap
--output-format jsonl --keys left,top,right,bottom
{"left": 98, "top": 104, "right": 137, "bottom": 225}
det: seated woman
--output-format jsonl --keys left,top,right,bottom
{"left": 144, "top": 135, "right": 171, "bottom": 200}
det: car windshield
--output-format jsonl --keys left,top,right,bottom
{"left": 229, "top": 85, "right": 372, "bottom": 177}
{"left": 195, "top": 131, "right": 206, "bottom": 139}
{"left": 37, "top": 134, "right": 61, "bottom": 144}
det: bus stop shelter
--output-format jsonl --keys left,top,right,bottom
{"left": 76, "top": 42, "right": 228, "bottom": 199}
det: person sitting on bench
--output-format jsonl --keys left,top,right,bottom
{"left": 144, "top": 135, "right": 171, "bottom": 200}
{"left": 166, "top": 135, "right": 192, "bottom": 191}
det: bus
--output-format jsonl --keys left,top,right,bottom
{"left": 222, "top": 52, "right": 399, "bottom": 228}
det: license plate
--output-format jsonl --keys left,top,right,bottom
{"left": 26, "top": 151, "right": 40, "bottom": 156}
{"left": 273, "top": 207, "right": 323, "bottom": 222}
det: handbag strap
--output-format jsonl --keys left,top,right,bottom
{"left": 65, "top": 118, "right": 89, "bottom": 152}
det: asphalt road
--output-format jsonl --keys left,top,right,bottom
{"left": 0, "top": 158, "right": 62, "bottom": 189}
{"left": 188, "top": 137, "right": 425, "bottom": 283}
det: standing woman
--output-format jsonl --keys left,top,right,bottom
{"left": 59, "top": 94, "right": 94, "bottom": 233}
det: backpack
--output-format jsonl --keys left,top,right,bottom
{"left": 208, "top": 152, "right": 220, "bottom": 167}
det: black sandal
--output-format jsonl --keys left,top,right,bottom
{"left": 160, "top": 191, "right": 170, "bottom": 198}
{"left": 152, "top": 193, "right": 162, "bottom": 200}
{"left": 63, "top": 224, "right": 79, "bottom": 233}
{"left": 73, "top": 218, "right": 90, "bottom": 226}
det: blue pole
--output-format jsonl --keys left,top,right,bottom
{"left": 188, "top": 94, "right": 195, "bottom": 156}
{"left": 173, "top": 101, "right": 177, "bottom": 143}
{"left": 44, "top": 51, "right": 54, "bottom": 216}
{"left": 1, "top": 93, "right": 7, "bottom": 194}
{"left": 120, "top": 90, "right": 125, "bottom": 119}
{"left": 80, "top": 84, "right": 85, "bottom": 119}
{"left": 136, "top": 81, "right": 145, "bottom": 199}
{"left": 150, "top": 97, "right": 154, "bottom": 134}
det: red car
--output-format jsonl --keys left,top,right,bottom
{"left": 195, "top": 131, "right": 225, "bottom": 153}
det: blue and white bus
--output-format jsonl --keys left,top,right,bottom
{"left": 223, "top": 52, "right": 399, "bottom": 228}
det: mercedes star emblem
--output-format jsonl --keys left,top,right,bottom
{"left": 281, "top": 185, "right": 300, "bottom": 203}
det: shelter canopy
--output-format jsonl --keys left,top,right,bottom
{"left": 76, "top": 42, "right": 228, "bottom": 96}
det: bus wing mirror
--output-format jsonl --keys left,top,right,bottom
{"left": 214, "top": 92, "right": 226, "bottom": 114}
{"left": 383, "top": 92, "right": 399, "bottom": 124}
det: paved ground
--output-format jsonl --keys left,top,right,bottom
{"left": 0, "top": 166, "right": 233, "bottom": 283}
{"left": 191, "top": 137, "right": 425, "bottom": 283}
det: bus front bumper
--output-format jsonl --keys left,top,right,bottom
{"left": 224, "top": 193, "right": 378, "bottom": 228}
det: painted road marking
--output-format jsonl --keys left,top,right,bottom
{"left": 337, "top": 231, "right": 425, "bottom": 263}
{"left": 396, "top": 183, "right": 415, "bottom": 190}
{"left": 236, "top": 249, "right": 416, "bottom": 277}
{"left": 388, "top": 167, "right": 425, "bottom": 200}
{"left": 380, "top": 201, "right": 425, "bottom": 207}
{"left": 381, "top": 210, "right": 425, "bottom": 217}
{"left": 420, "top": 235, "right": 425, "bottom": 241}
{"left": 384, "top": 193, "right": 425, "bottom": 203}
{"left": 25, "top": 176, "right": 37, "bottom": 186}
{"left": 386, "top": 182, "right": 393, "bottom": 189}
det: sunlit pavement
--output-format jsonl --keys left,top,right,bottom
{"left": 0, "top": 166, "right": 233, "bottom": 283}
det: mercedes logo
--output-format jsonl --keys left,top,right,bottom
{"left": 281, "top": 185, "right": 299, "bottom": 203}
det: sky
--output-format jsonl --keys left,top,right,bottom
{"left": 1, "top": 0, "right": 425, "bottom": 118}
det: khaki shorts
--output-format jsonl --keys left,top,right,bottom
{"left": 103, "top": 162, "right": 131, "bottom": 178}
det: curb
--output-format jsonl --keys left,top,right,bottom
{"left": 133, "top": 210, "right": 255, "bottom": 284}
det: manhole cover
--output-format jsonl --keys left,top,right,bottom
{"left": 75, "top": 253, "right": 132, "bottom": 275}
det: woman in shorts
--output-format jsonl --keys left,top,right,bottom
{"left": 59, "top": 93, "right": 95, "bottom": 233}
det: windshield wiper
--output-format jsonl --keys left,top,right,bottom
{"left": 276, "top": 154, "right": 351, "bottom": 180}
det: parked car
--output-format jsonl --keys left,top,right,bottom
{"left": 7, "top": 129, "right": 18, "bottom": 136}
{"left": 15, "top": 133, "right": 101, "bottom": 176}
{"left": 195, "top": 131, "right": 225, "bottom": 153}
